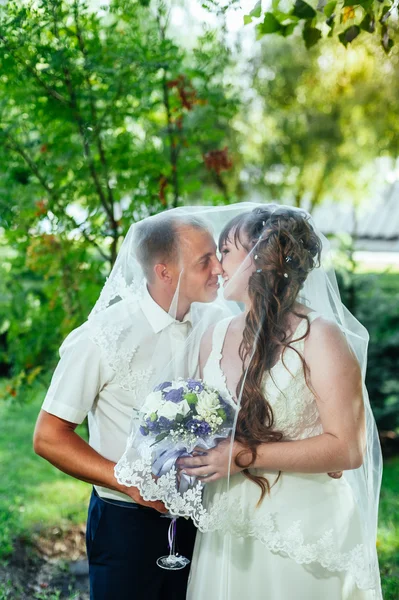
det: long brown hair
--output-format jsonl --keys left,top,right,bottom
{"left": 219, "top": 206, "right": 322, "bottom": 504}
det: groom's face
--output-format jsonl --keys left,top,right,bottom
{"left": 173, "top": 226, "right": 222, "bottom": 304}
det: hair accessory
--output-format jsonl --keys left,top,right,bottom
{"left": 283, "top": 273, "right": 288, "bottom": 278}
{"left": 254, "top": 254, "right": 258, "bottom": 260}
{"left": 262, "top": 221, "right": 266, "bottom": 226}
{"left": 256, "top": 269, "right": 262, "bottom": 273}
{"left": 285, "top": 256, "right": 292, "bottom": 263}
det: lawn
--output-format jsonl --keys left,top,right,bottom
{"left": 0, "top": 384, "right": 398, "bottom": 598}
{"left": 0, "top": 383, "right": 90, "bottom": 559}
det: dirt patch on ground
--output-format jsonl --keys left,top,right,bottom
{"left": 0, "top": 526, "right": 89, "bottom": 599}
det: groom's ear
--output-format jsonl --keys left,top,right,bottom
{"left": 153, "top": 262, "right": 173, "bottom": 284}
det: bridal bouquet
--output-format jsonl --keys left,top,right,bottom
{"left": 137, "top": 378, "right": 234, "bottom": 492}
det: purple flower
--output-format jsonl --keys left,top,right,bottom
{"left": 158, "top": 416, "right": 173, "bottom": 431}
{"left": 139, "top": 425, "right": 149, "bottom": 436}
{"left": 185, "top": 419, "right": 212, "bottom": 437}
{"left": 154, "top": 381, "right": 172, "bottom": 392}
{"left": 164, "top": 388, "right": 184, "bottom": 403}
{"left": 187, "top": 379, "right": 204, "bottom": 392}
{"left": 145, "top": 418, "right": 158, "bottom": 432}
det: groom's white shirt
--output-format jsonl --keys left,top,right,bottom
{"left": 42, "top": 286, "right": 199, "bottom": 503}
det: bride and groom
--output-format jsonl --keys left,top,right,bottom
{"left": 33, "top": 203, "right": 382, "bottom": 599}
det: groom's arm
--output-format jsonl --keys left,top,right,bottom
{"left": 33, "top": 411, "right": 167, "bottom": 512}
{"left": 33, "top": 325, "right": 167, "bottom": 512}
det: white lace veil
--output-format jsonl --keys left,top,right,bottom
{"left": 99, "top": 203, "right": 381, "bottom": 597}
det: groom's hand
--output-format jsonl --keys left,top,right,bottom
{"left": 123, "top": 485, "right": 168, "bottom": 513}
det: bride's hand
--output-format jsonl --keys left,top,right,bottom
{"left": 177, "top": 439, "right": 247, "bottom": 483}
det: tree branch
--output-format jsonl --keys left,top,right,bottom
{"left": 0, "top": 34, "right": 70, "bottom": 105}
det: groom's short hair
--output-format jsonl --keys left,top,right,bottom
{"left": 135, "top": 213, "right": 211, "bottom": 281}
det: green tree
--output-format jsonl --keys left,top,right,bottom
{"left": 245, "top": 0, "right": 399, "bottom": 54}
{"left": 0, "top": 0, "right": 239, "bottom": 392}
{"left": 235, "top": 34, "right": 399, "bottom": 208}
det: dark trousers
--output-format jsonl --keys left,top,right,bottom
{"left": 86, "top": 489, "right": 197, "bottom": 600}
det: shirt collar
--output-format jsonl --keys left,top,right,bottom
{"left": 139, "top": 286, "right": 192, "bottom": 334}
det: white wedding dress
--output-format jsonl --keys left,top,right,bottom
{"left": 187, "top": 315, "right": 377, "bottom": 600}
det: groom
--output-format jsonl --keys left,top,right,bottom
{"left": 33, "top": 212, "right": 223, "bottom": 600}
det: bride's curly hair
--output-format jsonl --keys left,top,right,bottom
{"left": 219, "top": 206, "right": 322, "bottom": 504}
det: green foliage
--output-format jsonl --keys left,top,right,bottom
{"left": 0, "top": 0, "right": 240, "bottom": 389}
{"left": 245, "top": 0, "right": 398, "bottom": 54}
{"left": 0, "top": 385, "right": 398, "bottom": 598}
{"left": 237, "top": 34, "right": 399, "bottom": 209}
{"left": 0, "top": 381, "right": 90, "bottom": 561}
{"left": 336, "top": 262, "right": 399, "bottom": 431}
{"left": 377, "top": 457, "right": 399, "bottom": 598}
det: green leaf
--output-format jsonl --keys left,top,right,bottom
{"left": 327, "top": 18, "right": 335, "bottom": 33}
{"left": 338, "top": 24, "right": 360, "bottom": 46}
{"left": 250, "top": 0, "right": 263, "bottom": 18}
{"left": 175, "top": 413, "right": 184, "bottom": 423}
{"left": 303, "top": 23, "right": 322, "bottom": 48}
{"left": 360, "top": 12, "right": 375, "bottom": 33}
{"left": 152, "top": 432, "right": 169, "bottom": 445}
{"left": 381, "top": 25, "right": 394, "bottom": 54}
{"left": 258, "top": 12, "right": 282, "bottom": 34}
{"left": 281, "top": 22, "right": 299, "bottom": 36}
{"left": 150, "top": 412, "right": 157, "bottom": 422}
{"left": 324, "top": 1, "right": 336, "bottom": 18}
{"left": 243, "top": 15, "right": 253, "bottom": 25}
{"left": 344, "top": 0, "right": 372, "bottom": 6}
{"left": 217, "top": 408, "right": 227, "bottom": 420}
{"left": 292, "top": 0, "right": 317, "bottom": 20}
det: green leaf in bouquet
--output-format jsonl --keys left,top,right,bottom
{"left": 184, "top": 393, "right": 198, "bottom": 405}
{"left": 152, "top": 432, "right": 169, "bottom": 445}
{"left": 149, "top": 412, "right": 157, "bottom": 422}
{"left": 217, "top": 408, "right": 227, "bottom": 420}
{"left": 175, "top": 413, "right": 184, "bottom": 423}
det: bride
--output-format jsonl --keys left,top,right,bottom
{"left": 177, "top": 205, "right": 382, "bottom": 599}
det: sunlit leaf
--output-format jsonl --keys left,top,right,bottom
{"left": 250, "top": 0, "right": 263, "bottom": 18}
{"left": 324, "top": 1, "right": 337, "bottom": 18}
{"left": 258, "top": 12, "right": 282, "bottom": 34}
{"left": 338, "top": 24, "right": 360, "bottom": 45}
{"left": 292, "top": 0, "right": 317, "bottom": 19}
{"left": 303, "top": 23, "right": 323, "bottom": 47}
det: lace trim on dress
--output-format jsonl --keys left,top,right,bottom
{"left": 114, "top": 452, "right": 376, "bottom": 592}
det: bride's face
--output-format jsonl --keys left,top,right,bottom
{"left": 220, "top": 229, "right": 255, "bottom": 302}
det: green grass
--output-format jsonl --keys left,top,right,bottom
{"left": 377, "top": 457, "right": 399, "bottom": 598}
{"left": 0, "top": 383, "right": 90, "bottom": 559}
{"left": 0, "top": 384, "right": 398, "bottom": 598}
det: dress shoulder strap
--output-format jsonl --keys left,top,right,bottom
{"left": 211, "top": 316, "right": 234, "bottom": 359}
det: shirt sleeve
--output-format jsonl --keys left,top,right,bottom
{"left": 41, "top": 323, "right": 111, "bottom": 424}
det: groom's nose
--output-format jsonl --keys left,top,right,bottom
{"left": 211, "top": 256, "right": 223, "bottom": 275}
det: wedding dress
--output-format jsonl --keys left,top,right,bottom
{"left": 187, "top": 314, "right": 377, "bottom": 600}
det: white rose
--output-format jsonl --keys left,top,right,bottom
{"left": 177, "top": 399, "right": 191, "bottom": 417}
{"left": 196, "top": 391, "right": 220, "bottom": 417}
{"left": 157, "top": 401, "right": 181, "bottom": 420}
{"left": 141, "top": 390, "right": 163, "bottom": 416}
